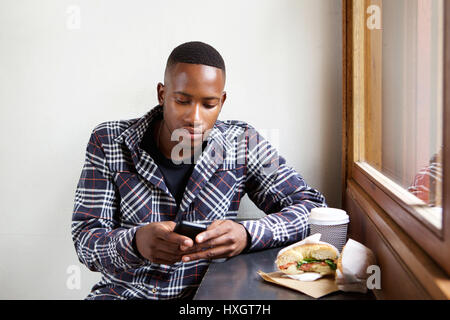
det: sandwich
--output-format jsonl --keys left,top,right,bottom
{"left": 276, "top": 243, "right": 339, "bottom": 276}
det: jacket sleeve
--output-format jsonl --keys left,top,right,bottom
{"left": 71, "top": 128, "right": 145, "bottom": 274}
{"left": 239, "top": 126, "right": 327, "bottom": 252}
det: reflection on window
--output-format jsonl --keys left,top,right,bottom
{"left": 407, "top": 147, "right": 442, "bottom": 207}
{"left": 365, "top": 0, "right": 443, "bottom": 212}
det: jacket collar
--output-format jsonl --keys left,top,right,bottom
{"left": 113, "top": 105, "right": 238, "bottom": 214}
{"left": 113, "top": 105, "right": 234, "bottom": 156}
{"left": 113, "top": 105, "right": 162, "bottom": 148}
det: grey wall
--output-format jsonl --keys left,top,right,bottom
{"left": 0, "top": 0, "right": 342, "bottom": 299}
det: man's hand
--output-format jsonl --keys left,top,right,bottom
{"left": 135, "top": 221, "right": 195, "bottom": 265}
{"left": 181, "top": 220, "right": 249, "bottom": 262}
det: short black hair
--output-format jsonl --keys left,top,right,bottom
{"left": 165, "top": 41, "right": 226, "bottom": 75}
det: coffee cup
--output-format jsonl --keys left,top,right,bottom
{"left": 308, "top": 207, "right": 349, "bottom": 253}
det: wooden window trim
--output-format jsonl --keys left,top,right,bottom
{"left": 347, "top": 180, "right": 450, "bottom": 299}
{"left": 354, "top": 162, "right": 442, "bottom": 233}
{"left": 343, "top": 0, "right": 450, "bottom": 276}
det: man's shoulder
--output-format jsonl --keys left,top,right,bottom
{"left": 90, "top": 116, "right": 140, "bottom": 143}
{"left": 214, "top": 119, "right": 256, "bottom": 136}
{"left": 92, "top": 117, "right": 137, "bottom": 134}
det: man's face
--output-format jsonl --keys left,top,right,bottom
{"left": 157, "top": 62, "right": 226, "bottom": 151}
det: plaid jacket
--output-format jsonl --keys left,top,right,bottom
{"left": 71, "top": 105, "right": 327, "bottom": 299}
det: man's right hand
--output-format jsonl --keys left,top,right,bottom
{"left": 135, "top": 221, "right": 195, "bottom": 265}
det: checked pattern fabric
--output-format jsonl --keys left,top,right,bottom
{"left": 71, "top": 105, "right": 327, "bottom": 299}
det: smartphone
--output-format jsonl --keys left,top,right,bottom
{"left": 173, "top": 221, "right": 207, "bottom": 241}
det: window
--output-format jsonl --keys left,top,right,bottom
{"left": 363, "top": 0, "right": 444, "bottom": 231}
{"left": 345, "top": 0, "right": 450, "bottom": 275}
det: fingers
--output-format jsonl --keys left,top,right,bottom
{"left": 148, "top": 245, "right": 200, "bottom": 265}
{"left": 181, "top": 245, "right": 231, "bottom": 262}
{"left": 148, "top": 242, "right": 199, "bottom": 264}
{"left": 155, "top": 239, "right": 184, "bottom": 254}
{"left": 151, "top": 249, "right": 180, "bottom": 265}
{"left": 140, "top": 220, "right": 247, "bottom": 264}
{"left": 195, "top": 220, "right": 229, "bottom": 244}
{"left": 151, "top": 234, "right": 197, "bottom": 264}
{"left": 155, "top": 224, "right": 194, "bottom": 248}
{"left": 194, "top": 233, "right": 234, "bottom": 250}
{"left": 181, "top": 220, "right": 249, "bottom": 262}
{"left": 136, "top": 222, "right": 196, "bottom": 265}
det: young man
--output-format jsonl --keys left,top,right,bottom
{"left": 71, "top": 41, "right": 327, "bottom": 299}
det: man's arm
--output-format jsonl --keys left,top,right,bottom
{"left": 180, "top": 126, "right": 326, "bottom": 262}
{"left": 71, "top": 129, "right": 145, "bottom": 274}
{"left": 238, "top": 126, "right": 327, "bottom": 252}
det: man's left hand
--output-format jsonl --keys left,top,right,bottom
{"left": 181, "top": 220, "right": 249, "bottom": 262}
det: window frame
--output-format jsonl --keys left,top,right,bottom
{"left": 343, "top": 0, "right": 450, "bottom": 276}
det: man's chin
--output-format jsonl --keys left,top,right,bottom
{"left": 174, "top": 141, "right": 204, "bottom": 155}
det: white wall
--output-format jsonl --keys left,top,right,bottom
{"left": 0, "top": 0, "right": 342, "bottom": 299}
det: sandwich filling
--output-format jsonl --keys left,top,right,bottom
{"left": 279, "top": 258, "right": 337, "bottom": 272}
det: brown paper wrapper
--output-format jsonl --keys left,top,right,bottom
{"left": 257, "top": 270, "right": 339, "bottom": 299}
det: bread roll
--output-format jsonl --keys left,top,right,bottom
{"left": 276, "top": 243, "right": 339, "bottom": 275}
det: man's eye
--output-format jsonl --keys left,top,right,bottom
{"left": 176, "top": 100, "right": 190, "bottom": 105}
{"left": 204, "top": 104, "right": 217, "bottom": 109}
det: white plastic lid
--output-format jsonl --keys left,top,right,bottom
{"left": 309, "top": 207, "right": 349, "bottom": 225}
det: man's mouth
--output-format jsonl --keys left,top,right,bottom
{"left": 182, "top": 127, "right": 204, "bottom": 140}
{"left": 183, "top": 127, "right": 203, "bottom": 135}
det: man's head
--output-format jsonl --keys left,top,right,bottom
{"left": 164, "top": 41, "right": 226, "bottom": 81}
{"left": 157, "top": 41, "right": 227, "bottom": 155}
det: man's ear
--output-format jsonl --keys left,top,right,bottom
{"left": 220, "top": 91, "right": 227, "bottom": 107}
{"left": 157, "top": 82, "right": 165, "bottom": 106}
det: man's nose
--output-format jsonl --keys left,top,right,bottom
{"left": 186, "top": 103, "right": 202, "bottom": 127}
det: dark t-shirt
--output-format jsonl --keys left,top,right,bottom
{"left": 140, "top": 119, "right": 206, "bottom": 209}
{"left": 135, "top": 118, "right": 252, "bottom": 258}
